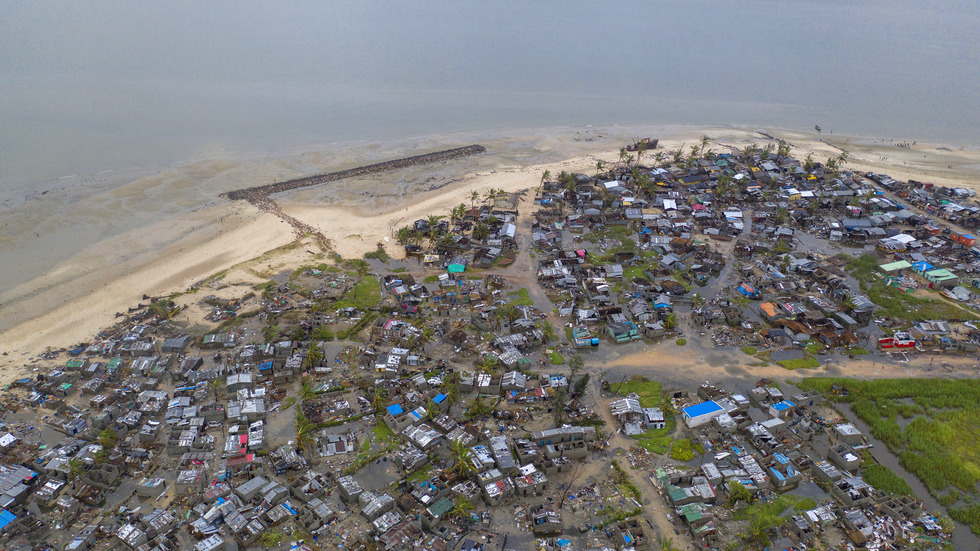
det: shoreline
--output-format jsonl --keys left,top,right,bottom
{"left": 2, "top": 124, "right": 980, "bottom": 382}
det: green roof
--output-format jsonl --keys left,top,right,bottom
{"left": 680, "top": 503, "right": 703, "bottom": 522}
{"left": 879, "top": 260, "right": 912, "bottom": 272}
{"left": 427, "top": 497, "right": 453, "bottom": 518}
{"left": 925, "top": 268, "right": 957, "bottom": 281}
{"left": 667, "top": 486, "right": 687, "bottom": 504}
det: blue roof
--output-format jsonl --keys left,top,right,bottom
{"left": 771, "top": 400, "right": 794, "bottom": 411}
{"left": 683, "top": 400, "right": 723, "bottom": 418}
{"left": 433, "top": 393, "right": 447, "bottom": 404}
{"left": 386, "top": 404, "right": 404, "bottom": 416}
{"left": 0, "top": 510, "right": 17, "bottom": 531}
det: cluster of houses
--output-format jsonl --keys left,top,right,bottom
{"left": 609, "top": 382, "right": 949, "bottom": 550}
{"left": 3, "top": 139, "right": 976, "bottom": 551}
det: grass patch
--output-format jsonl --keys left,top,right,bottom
{"left": 507, "top": 287, "right": 534, "bottom": 307}
{"left": 548, "top": 351, "right": 565, "bottom": 365}
{"left": 616, "top": 377, "right": 663, "bottom": 408}
{"left": 741, "top": 346, "right": 758, "bottom": 356}
{"left": 281, "top": 397, "right": 296, "bottom": 410}
{"left": 373, "top": 422, "right": 395, "bottom": 442}
{"left": 800, "top": 377, "right": 980, "bottom": 535}
{"left": 407, "top": 464, "right": 433, "bottom": 483}
{"left": 776, "top": 357, "right": 820, "bottom": 370}
{"left": 423, "top": 275, "right": 439, "bottom": 284}
{"left": 805, "top": 341, "right": 825, "bottom": 354}
{"left": 675, "top": 338, "right": 687, "bottom": 346}
{"left": 847, "top": 254, "right": 979, "bottom": 321}
{"left": 669, "top": 438, "right": 695, "bottom": 461}
{"left": 633, "top": 419, "right": 675, "bottom": 455}
{"left": 334, "top": 278, "right": 382, "bottom": 311}
{"left": 848, "top": 346, "right": 871, "bottom": 355}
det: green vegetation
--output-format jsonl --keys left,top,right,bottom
{"left": 281, "top": 397, "right": 296, "bottom": 410}
{"left": 846, "top": 254, "right": 979, "bottom": 321}
{"left": 423, "top": 275, "right": 439, "bottom": 284}
{"left": 949, "top": 504, "right": 980, "bottom": 535}
{"left": 311, "top": 325, "right": 335, "bottom": 341}
{"left": 258, "top": 530, "right": 283, "bottom": 547}
{"left": 548, "top": 351, "right": 564, "bottom": 365}
{"left": 860, "top": 451, "right": 913, "bottom": 496}
{"left": 610, "top": 460, "right": 642, "bottom": 501}
{"left": 334, "top": 278, "right": 381, "bottom": 311}
{"left": 733, "top": 494, "right": 816, "bottom": 547}
{"left": 849, "top": 346, "right": 871, "bottom": 355}
{"left": 776, "top": 357, "right": 820, "bottom": 370}
{"left": 805, "top": 341, "right": 825, "bottom": 354}
{"left": 364, "top": 245, "right": 390, "bottom": 262}
{"left": 669, "top": 438, "right": 695, "bottom": 461}
{"left": 372, "top": 422, "right": 395, "bottom": 442}
{"left": 800, "top": 377, "right": 980, "bottom": 535}
{"left": 633, "top": 428, "right": 673, "bottom": 454}
{"left": 336, "top": 312, "right": 378, "bottom": 340}
{"left": 507, "top": 287, "right": 534, "bottom": 307}
{"left": 675, "top": 338, "right": 687, "bottom": 346}
{"left": 407, "top": 464, "right": 433, "bottom": 483}
{"left": 740, "top": 346, "right": 758, "bottom": 356}
{"left": 616, "top": 377, "right": 663, "bottom": 408}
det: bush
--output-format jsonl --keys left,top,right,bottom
{"left": 741, "top": 346, "right": 758, "bottom": 356}
{"left": 675, "top": 338, "right": 687, "bottom": 346}
{"left": 776, "top": 357, "right": 819, "bottom": 370}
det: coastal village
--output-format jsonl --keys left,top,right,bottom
{"left": 5, "top": 136, "right": 980, "bottom": 551}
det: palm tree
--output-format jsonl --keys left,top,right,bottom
{"left": 299, "top": 380, "right": 317, "bottom": 404}
{"left": 776, "top": 139, "right": 792, "bottom": 161}
{"left": 449, "top": 440, "right": 475, "bottom": 477}
{"left": 425, "top": 400, "right": 439, "bottom": 421}
{"left": 348, "top": 259, "right": 371, "bottom": 302}
{"left": 92, "top": 448, "right": 108, "bottom": 465}
{"left": 594, "top": 160, "right": 604, "bottom": 176}
{"left": 483, "top": 188, "right": 497, "bottom": 205}
{"left": 98, "top": 428, "right": 118, "bottom": 450}
{"left": 672, "top": 147, "right": 684, "bottom": 165}
{"left": 372, "top": 387, "right": 388, "bottom": 414}
{"left": 303, "top": 345, "right": 323, "bottom": 370}
{"left": 654, "top": 151, "right": 666, "bottom": 168}
{"left": 663, "top": 312, "right": 678, "bottom": 331}
{"left": 452, "top": 496, "right": 475, "bottom": 523}
{"left": 470, "top": 190, "right": 479, "bottom": 208}
{"left": 691, "top": 293, "right": 706, "bottom": 309}
{"left": 658, "top": 536, "right": 680, "bottom": 551}
{"left": 635, "top": 141, "right": 647, "bottom": 166}
{"left": 294, "top": 409, "right": 316, "bottom": 457}
{"left": 541, "top": 321, "right": 557, "bottom": 344}
{"left": 473, "top": 222, "right": 489, "bottom": 241}
{"left": 540, "top": 170, "right": 551, "bottom": 186}
{"left": 479, "top": 355, "right": 498, "bottom": 374}
{"left": 618, "top": 147, "right": 629, "bottom": 169}
{"left": 803, "top": 153, "right": 815, "bottom": 173}
{"left": 837, "top": 149, "right": 850, "bottom": 168}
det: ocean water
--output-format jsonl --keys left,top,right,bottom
{"left": 2, "top": 1, "right": 979, "bottom": 191}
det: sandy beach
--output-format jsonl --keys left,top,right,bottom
{"left": 2, "top": 124, "right": 980, "bottom": 383}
